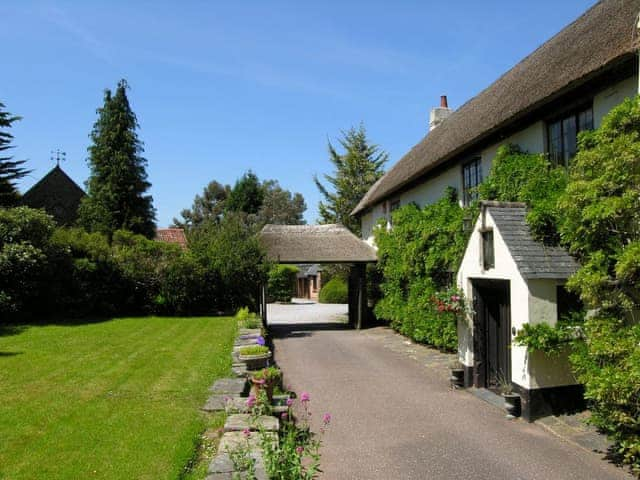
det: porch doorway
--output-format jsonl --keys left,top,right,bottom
{"left": 472, "top": 280, "right": 511, "bottom": 390}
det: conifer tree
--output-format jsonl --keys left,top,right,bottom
{"left": 79, "top": 80, "right": 156, "bottom": 238}
{"left": 314, "top": 124, "right": 387, "bottom": 235}
{"left": 0, "top": 102, "right": 30, "bottom": 206}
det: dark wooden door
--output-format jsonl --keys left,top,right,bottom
{"left": 473, "top": 281, "right": 511, "bottom": 389}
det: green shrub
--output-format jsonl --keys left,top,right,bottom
{"left": 267, "top": 265, "right": 298, "bottom": 302}
{"left": 235, "top": 307, "right": 262, "bottom": 329}
{"left": 478, "top": 144, "right": 568, "bottom": 245}
{"left": 318, "top": 278, "right": 348, "bottom": 304}
{"left": 0, "top": 208, "right": 55, "bottom": 316}
{"left": 558, "top": 96, "right": 640, "bottom": 473}
{"left": 373, "top": 189, "right": 471, "bottom": 351}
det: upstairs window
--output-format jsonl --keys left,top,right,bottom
{"left": 547, "top": 106, "right": 593, "bottom": 167}
{"left": 462, "top": 157, "right": 482, "bottom": 206}
{"left": 388, "top": 199, "right": 400, "bottom": 226}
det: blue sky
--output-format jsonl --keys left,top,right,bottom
{"left": 2, "top": 0, "right": 597, "bottom": 226}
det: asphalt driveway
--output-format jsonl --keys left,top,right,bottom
{"left": 271, "top": 321, "right": 633, "bottom": 479}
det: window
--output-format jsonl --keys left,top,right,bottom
{"left": 462, "top": 157, "right": 482, "bottom": 206}
{"left": 547, "top": 106, "right": 593, "bottom": 167}
{"left": 556, "top": 285, "right": 582, "bottom": 322}
{"left": 388, "top": 200, "right": 400, "bottom": 226}
{"left": 482, "top": 230, "right": 494, "bottom": 270}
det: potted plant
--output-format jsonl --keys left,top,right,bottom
{"left": 449, "top": 361, "right": 465, "bottom": 389}
{"left": 497, "top": 373, "right": 521, "bottom": 418}
{"left": 250, "top": 366, "right": 281, "bottom": 402}
{"left": 238, "top": 345, "right": 272, "bottom": 370}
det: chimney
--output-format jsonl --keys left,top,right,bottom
{"left": 429, "top": 95, "right": 452, "bottom": 131}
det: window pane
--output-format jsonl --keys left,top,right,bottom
{"left": 548, "top": 121, "right": 562, "bottom": 166}
{"left": 483, "top": 230, "right": 495, "bottom": 269}
{"left": 562, "top": 116, "right": 577, "bottom": 164}
{"left": 578, "top": 108, "right": 593, "bottom": 132}
{"left": 462, "top": 158, "right": 481, "bottom": 205}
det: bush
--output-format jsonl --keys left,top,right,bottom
{"left": 267, "top": 265, "right": 298, "bottom": 302}
{"left": 318, "top": 278, "right": 348, "bottom": 304}
{"left": 235, "top": 307, "right": 262, "bottom": 329}
{"left": 373, "top": 189, "right": 471, "bottom": 351}
{"left": 0, "top": 208, "right": 55, "bottom": 316}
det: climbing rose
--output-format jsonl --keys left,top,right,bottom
{"left": 300, "top": 392, "right": 310, "bottom": 402}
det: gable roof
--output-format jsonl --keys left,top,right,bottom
{"left": 485, "top": 202, "right": 578, "bottom": 280}
{"left": 353, "top": 0, "right": 640, "bottom": 216}
{"left": 21, "top": 165, "right": 85, "bottom": 225}
{"left": 155, "top": 228, "right": 188, "bottom": 249}
{"left": 258, "top": 224, "right": 377, "bottom": 263}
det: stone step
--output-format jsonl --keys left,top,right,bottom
{"left": 231, "top": 363, "right": 248, "bottom": 377}
{"left": 224, "top": 414, "right": 279, "bottom": 432}
{"left": 202, "top": 394, "right": 231, "bottom": 412}
{"left": 207, "top": 451, "right": 267, "bottom": 480}
{"left": 239, "top": 328, "right": 262, "bottom": 336}
{"left": 209, "top": 377, "right": 247, "bottom": 396}
{"left": 234, "top": 337, "right": 261, "bottom": 347}
{"left": 218, "top": 431, "right": 277, "bottom": 453}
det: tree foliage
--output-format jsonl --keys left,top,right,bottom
{"left": 173, "top": 174, "right": 306, "bottom": 230}
{"left": 173, "top": 180, "right": 230, "bottom": 228}
{"left": 556, "top": 97, "right": 640, "bottom": 472}
{"left": 0, "top": 102, "right": 30, "bottom": 207}
{"left": 314, "top": 124, "right": 387, "bottom": 235}
{"left": 318, "top": 277, "right": 348, "bottom": 304}
{"left": 78, "top": 79, "right": 156, "bottom": 238}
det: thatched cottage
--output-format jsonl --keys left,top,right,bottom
{"left": 354, "top": 0, "right": 640, "bottom": 419}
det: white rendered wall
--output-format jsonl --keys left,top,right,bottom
{"left": 593, "top": 75, "right": 637, "bottom": 128}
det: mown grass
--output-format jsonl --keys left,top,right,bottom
{"left": 0, "top": 316, "right": 236, "bottom": 480}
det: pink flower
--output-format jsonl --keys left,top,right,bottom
{"left": 243, "top": 428, "right": 251, "bottom": 438}
{"left": 286, "top": 398, "right": 294, "bottom": 407}
{"left": 246, "top": 395, "right": 256, "bottom": 408}
{"left": 296, "top": 446, "right": 304, "bottom": 455}
{"left": 451, "top": 295, "right": 460, "bottom": 302}
{"left": 254, "top": 378, "right": 265, "bottom": 385}
{"left": 281, "top": 412, "right": 288, "bottom": 420}
{"left": 300, "top": 392, "right": 310, "bottom": 402}
{"left": 322, "top": 413, "right": 331, "bottom": 424}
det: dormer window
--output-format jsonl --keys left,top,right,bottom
{"left": 547, "top": 105, "right": 593, "bottom": 167}
{"left": 482, "top": 229, "right": 495, "bottom": 270}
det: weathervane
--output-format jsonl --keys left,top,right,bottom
{"left": 51, "top": 149, "right": 66, "bottom": 167}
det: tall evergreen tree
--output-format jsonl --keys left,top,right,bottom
{"left": 314, "top": 124, "right": 387, "bottom": 235}
{"left": 172, "top": 180, "right": 230, "bottom": 229}
{"left": 78, "top": 80, "right": 156, "bottom": 238}
{"left": 0, "top": 102, "right": 30, "bottom": 206}
{"left": 225, "top": 170, "right": 263, "bottom": 215}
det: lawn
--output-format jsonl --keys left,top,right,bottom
{"left": 0, "top": 316, "right": 236, "bottom": 480}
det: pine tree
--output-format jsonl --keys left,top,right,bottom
{"left": 225, "top": 170, "right": 264, "bottom": 215}
{"left": 78, "top": 80, "right": 156, "bottom": 238}
{"left": 314, "top": 124, "right": 387, "bottom": 235}
{"left": 0, "top": 102, "right": 30, "bottom": 206}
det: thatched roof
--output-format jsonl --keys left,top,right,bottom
{"left": 21, "top": 165, "right": 85, "bottom": 226}
{"left": 259, "top": 224, "right": 377, "bottom": 263}
{"left": 485, "top": 202, "right": 579, "bottom": 279}
{"left": 353, "top": 0, "right": 640, "bottom": 216}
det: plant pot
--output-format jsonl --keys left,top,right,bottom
{"left": 450, "top": 368, "right": 465, "bottom": 389}
{"left": 249, "top": 377, "right": 275, "bottom": 402}
{"left": 238, "top": 351, "right": 272, "bottom": 370}
{"left": 503, "top": 393, "right": 521, "bottom": 418}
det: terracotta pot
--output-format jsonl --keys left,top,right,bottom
{"left": 250, "top": 377, "right": 275, "bottom": 402}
